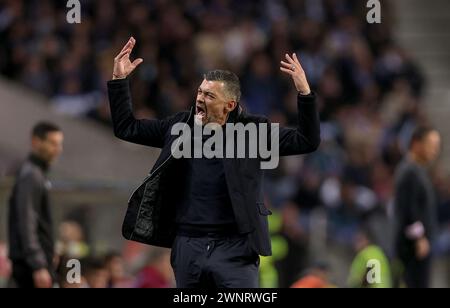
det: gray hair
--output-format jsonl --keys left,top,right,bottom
{"left": 204, "top": 70, "right": 241, "bottom": 102}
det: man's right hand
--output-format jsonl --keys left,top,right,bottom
{"left": 416, "top": 237, "right": 431, "bottom": 260}
{"left": 112, "top": 37, "right": 144, "bottom": 80}
{"left": 33, "top": 268, "right": 52, "bottom": 288}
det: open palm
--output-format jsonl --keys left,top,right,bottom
{"left": 112, "top": 37, "right": 143, "bottom": 80}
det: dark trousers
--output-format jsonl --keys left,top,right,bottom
{"left": 402, "top": 256, "right": 431, "bottom": 288}
{"left": 10, "top": 260, "right": 35, "bottom": 288}
{"left": 171, "top": 234, "right": 260, "bottom": 288}
{"left": 10, "top": 260, "right": 54, "bottom": 288}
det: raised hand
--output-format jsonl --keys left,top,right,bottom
{"left": 280, "top": 53, "right": 311, "bottom": 95}
{"left": 112, "top": 37, "right": 144, "bottom": 80}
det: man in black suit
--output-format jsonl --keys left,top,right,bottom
{"left": 393, "top": 127, "right": 441, "bottom": 288}
{"left": 108, "top": 37, "right": 320, "bottom": 288}
{"left": 8, "top": 122, "right": 63, "bottom": 288}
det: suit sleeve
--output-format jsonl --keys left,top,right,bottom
{"left": 15, "top": 172, "right": 48, "bottom": 270}
{"left": 107, "top": 78, "right": 172, "bottom": 148}
{"left": 278, "top": 92, "right": 321, "bottom": 156}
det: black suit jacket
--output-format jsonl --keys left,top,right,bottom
{"left": 108, "top": 78, "right": 320, "bottom": 256}
{"left": 8, "top": 155, "right": 54, "bottom": 270}
{"left": 393, "top": 159, "right": 437, "bottom": 260}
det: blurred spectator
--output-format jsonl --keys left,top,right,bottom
{"left": 276, "top": 202, "right": 308, "bottom": 288}
{"left": 0, "top": 0, "right": 423, "bottom": 126}
{"left": 134, "top": 248, "right": 174, "bottom": 288}
{"left": 104, "top": 252, "right": 132, "bottom": 288}
{"left": 82, "top": 257, "right": 110, "bottom": 289}
{"left": 347, "top": 230, "right": 392, "bottom": 288}
{"left": 56, "top": 220, "right": 90, "bottom": 260}
{"left": 57, "top": 256, "right": 86, "bottom": 289}
{"left": 0, "top": 243, "right": 12, "bottom": 288}
{"left": 290, "top": 262, "right": 334, "bottom": 288}
{"left": 57, "top": 253, "right": 128, "bottom": 289}
{"left": 260, "top": 208, "right": 289, "bottom": 288}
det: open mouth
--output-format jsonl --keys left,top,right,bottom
{"left": 196, "top": 104, "right": 207, "bottom": 118}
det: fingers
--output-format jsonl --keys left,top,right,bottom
{"left": 280, "top": 67, "right": 294, "bottom": 76}
{"left": 281, "top": 52, "right": 310, "bottom": 93}
{"left": 116, "top": 49, "right": 131, "bottom": 61}
{"left": 283, "top": 53, "right": 305, "bottom": 74}
{"left": 280, "top": 60, "right": 293, "bottom": 69}
{"left": 281, "top": 54, "right": 297, "bottom": 74}
{"left": 285, "top": 53, "right": 295, "bottom": 65}
{"left": 132, "top": 58, "right": 144, "bottom": 68}
{"left": 120, "top": 38, "right": 132, "bottom": 53}
{"left": 121, "top": 37, "right": 136, "bottom": 52}
{"left": 285, "top": 53, "right": 300, "bottom": 72}
{"left": 285, "top": 53, "right": 302, "bottom": 67}
{"left": 115, "top": 37, "right": 136, "bottom": 61}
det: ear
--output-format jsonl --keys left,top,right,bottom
{"left": 31, "top": 136, "right": 39, "bottom": 148}
{"left": 225, "top": 100, "right": 237, "bottom": 113}
{"left": 31, "top": 136, "right": 43, "bottom": 153}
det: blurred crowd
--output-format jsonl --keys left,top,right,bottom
{"left": 1, "top": 218, "right": 175, "bottom": 288}
{"left": 0, "top": 0, "right": 449, "bottom": 287}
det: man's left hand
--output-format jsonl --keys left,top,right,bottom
{"left": 280, "top": 53, "right": 311, "bottom": 95}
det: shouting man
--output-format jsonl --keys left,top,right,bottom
{"left": 108, "top": 37, "right": 320, "bottom": 288}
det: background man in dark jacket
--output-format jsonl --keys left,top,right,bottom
{"left": 393, "top": 127, "right": 441, "bottom": 288}
{"left": 8, "top": 122, "right": 63, "bottom": 288}
{"left": 108, "top": 37, "right": 320, "bottom": 288}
